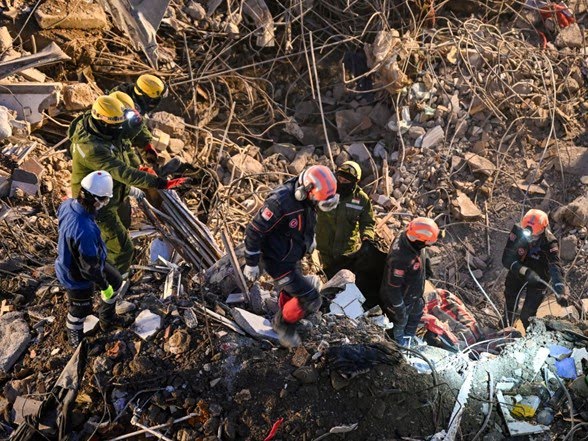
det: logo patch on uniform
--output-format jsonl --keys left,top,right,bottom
{"left": 352, "top": 198, "right": 360, "bottom": 204}
{"left": 289, "top": 219, "right": 298, "bottom": 229}
{"left": 393, "top": 269, "right": 405, "bottom": 277}
{"left": 261, "top": 207, "right": 273, "bottom": 221}
{"left": 518, "top": 247, "right": 526, "bottom": 256}
{"left": 413, "top": 261, "right": 421, "bottom": 270}
{"left": 509, "top": 232, "right": 516, "bottom": 241}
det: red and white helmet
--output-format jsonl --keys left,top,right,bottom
{"left": 297, "top": 165, "right": 339, "bottom": 211}
{"left": 406, "top": 217, "right": 440, "bottom": 245}
{"left": 521, "top": 209, "right": 548, "bottom": 236}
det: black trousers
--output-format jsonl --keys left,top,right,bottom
{"left": 66, "top": 263, "right": 122, "bottom": 331}
{"left": 504, "top": 272, "right": 547, "bottom": 328}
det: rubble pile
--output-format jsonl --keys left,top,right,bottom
{"left": 0, "top": 0, "right": 587, "bottom": 439}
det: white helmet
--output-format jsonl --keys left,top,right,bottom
{"left": 81, "top": 170, "right": 113, "bottom": 198}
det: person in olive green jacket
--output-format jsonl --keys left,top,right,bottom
{"left": 316, "top": 161, "right": 376, "bottom": 278}
{"left": 69, "top": 95, "right": 188, "bottom": 276}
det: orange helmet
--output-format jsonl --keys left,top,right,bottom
{"left": 406, "top": 217, "right": 440, "bottom": 245}
{"left": 296, "top": 165, "right": 339, "bottom": 211}
{"left": 521, "top": 209, "right": 548, "bottom": 236}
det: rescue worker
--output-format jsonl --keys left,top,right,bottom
{"left": 380, "top": 217, "right": 439, "bottom": 346}
{"left": 501, "top": 209, "right": 568, "bottom": 328}
{"left": 315, "top": 161, "right": 375, "bottom": 278}
{"left": 110, "top": 74, "right": 167, "bottom": 163}
{"left": 55, "top": 171, "right": 123, "bottom": 348}
{"left": 69, "top": 95, "right": 188, "bottom": 276}
{"left": 243, "top": 165, "right": 340, "bottom": 347}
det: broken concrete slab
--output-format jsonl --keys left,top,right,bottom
{"left": 329, "top": 284, "right": 366, "bottom": 320}
{"left": 0, "top": 82, "right": 62, "bottom": 125}
{"left": 346, "top": 142, "right": 371, "bottom": 164}
{"left": 265, "top": 143, "right": 297, "bottom": 161}
{"left": 537, "top": 295, "right": 579, "bottom": 321}
{"left": 231, "top": 308, "right": 279, "bottom": 342}
{"left": 9, "top": 157, "right": 45, "bottom": 197}
{"left": 35, "top": 2, "right": 108, "bottom": 29}
{"left": 464, "top": 152, "right": 496, "bottom": 176}
{"left": 555, "top": 22, "right": 583, "bottom": 48}
{"left": 115, "top": 300, "right": 136, "bottom": 315}
{"left": 556, "top": 146, "right": 588, "bottom": 176}
{"left": 63, "top": 83, "right": 100, "bottom": 111}
{"left": 99, "top": 0, "right": 170, "bottom": 68}
{"left": 451, "top": 190, "right": 482, "bottom": 220}
{"left": 133, "top": 309, "right": 162, "bottom": 340}
{"left": 0, "top": 42, "right": 70, "bottom": 80}
{"left": 0, "top": 312, "right": 31, "bottom": 374}
{"left": 148, "top": 111, "right": 185, "bottom": 137}
{"left": 12, "top": 396, "right": 43, "bottom": 426}
{"left": 553, "top": 195, "right": 588, "bottom": 227}
{"left": 0, "top": 26, "right": 12, "bottom": 52}
{"left": 420, "top": 125, "right": 444, "bottom": 149}
{"left": 228, "top": 153, "right": 264, "bottom": 177}
{"left": 288, "top": 145, "right": 315, "bottom": 174}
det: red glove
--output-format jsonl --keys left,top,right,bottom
{"left": 144, "top": 143, "right": 159, "bottom": 160}
{"left": 165, "top": 177, "right": 190, "bottom": 189}
{"left": 139, "top": 165, "right": 157, "bottom": 176}
{"left": 540, "top": 2, "right": 574, "bottom": 28}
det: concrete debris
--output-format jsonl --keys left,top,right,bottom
{"left": 266, "top": 143, "right": 297, "bottom": 161}
{"left": 63, "top": 83, "right": 100, "bottom": 111}
{"left": 554, "top": 23, "right": 583, "bottom": 48}
{"left": 228, "top": 152, "right": 264, "bottom": 177}
{"left": 0, "top": 105, "right": 12, "bottom": 139}
{"left": 0, "top": 26, "right": 12, "bottom": 52}
{"left": 464, "top": 152, "right": 496, "bottom": 176}
{"left": 151, "top": 128, "right": 171, "bottom": 151}
{"left": 83, "top": 315, "right": 99, "bottom": 334}
{"left": 346, "top": 142, "right": 371, "bottom": 164}
{"left": 231, "top": 308, "right": 279, "bottom": 342}
{"left": 168, "top": 138, "right": 185, "bottom": 154}
{"left": 553, "top": 195, "right": 588, "bottom": 227}
{"left": 148, "top": 111, "right": 186, "bottom": 137}
{"left": 420, "top": 125, "right": 444, "bottom": 149}
{"left": 185, "top": 1, "right": 206, "bottom": 20}
{"left": 133, "top": 309, "right": 162, "bottom": 340}
{"left": 0, "top": 312, "right": 31, "bottom": 374}
{"left": 329, "top": 283, "right": 366, "bottom": 320}
{"left": 536, "top": 296, "right": 579, "bottom": 321}
{"left": 322, "top": 269, "right": 356, "bottom": 292}
{"left": 35, "top": 2, "right": 108, "bottom": 29}
{"left": 513, "top": 181, "right": 546, "bottom": 196}
{"left": 12, "top": 396, "right": 43, "bottom": 426}
{"left": 9, "top": 157, "right": 45, "bottom": 196}
{"left": 243, "top": 0, "right": 275, "bottom": 47}
{"left": 556, "top": 146, "right": 588, "bottom": 176}
{"left": 166, "top": 329, "right": 191, "bottom": 354}
{"left": 0, "top": 42, "right": 70, "bottom": 80}
{"left": 451, "top": 190, "right": 483, "bottom": 221}
{"left": 115, "top": 300, "right": 136, "bottom": 315}
{"left": 288, "top": 145, "right": 315, "bottom": 174}
{"left": 0, "top": 82, "right": 62, "bottom": 125}
{"left": 559, "top": 235, "right": 577, "bottom": 261}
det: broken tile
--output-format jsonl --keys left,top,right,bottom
{"left": 83, "top": 315, "right": 99, "bottom": 334}
{"left": 231, "top": 308, "right": 279, "bottom": 342}
{"left": 133, "top": 310, "right": 162, "bottom": 340}
{"left": 0, "top": 312, "right": 31, "bottom": 374}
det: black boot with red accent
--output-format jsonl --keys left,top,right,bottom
{"left": 272, "top": 310, "right": 301, "bottom": 348}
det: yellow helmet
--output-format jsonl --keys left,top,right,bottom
{"left": 134, "top": 74, "right": 166, "bottom": 98}
{"left": 337, "top": 160, "right": 362, "bottom": 181}
{"left": 109, "top": 91, "right": 135, "bottom": 110}
{"left": 91, "top": 96, "right": 125, "bottom": 125}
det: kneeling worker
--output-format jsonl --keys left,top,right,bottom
{"left": 55, "top": 171, "right": 123, "bottom": 348}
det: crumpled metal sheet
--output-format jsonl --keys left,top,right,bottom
{"left": 99, "top": 0, "right": 170, "bottom": 68}
{"left": 0, "top": 42, "right": 70, "bottom": 80}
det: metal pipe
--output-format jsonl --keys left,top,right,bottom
{"left": 466, "top": 257, "right": 505, "bottom": 328}
{"left": 106, "top": 413, "right": 198, "bottom": 441}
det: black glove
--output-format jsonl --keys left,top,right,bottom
{"left": 556, "top": 295, "right": 570, "bottom": 307}
{"left": 524, "top": 270, "right": 542, "bottom": 287}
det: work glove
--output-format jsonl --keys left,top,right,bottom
{"left": 162, "top": 177, "right": 191, "bottom": 190}
{"left": 243, "top": 265, "right": 260, "bottom": 282}
{"left": 129, "top": 187, "right": 145, "bottom": 201}
{"left": 308, "top": 236, "right": 317, "bottom": 254}
{"left": 144, "top": 143, "right": 159, "bottom": 162}
{"left": 556, "top": 295, "right": 570, "bottom": 307}
{"left": 524, "top": 269, "right": 543, "bottom": 287}
{"left": 539, "top": 2, "right": 574, "bottom": 28}
{"left": 139, "top": 165, "right": 157, "bottom": 176}
{"left": 101, "top": 285, "right": 115, "bottom": 301}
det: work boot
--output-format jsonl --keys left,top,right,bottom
{"left": 272, "top": 312, "right": 301, "bottom": 348}
{"left": 67, "top": 327, "right": 84, "bottom": 349}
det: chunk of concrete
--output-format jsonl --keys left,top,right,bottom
{"left": 34, "top": 2, "right": 108, "bottom": 29}
{"left": 537, "top": 295, "right": 579, "bottom": 321}
{"left": 266, "top": 143, "right": 297, "bottom": 161}
{"left": 0, "top": 27, "right": 12, "bottom": 52}
{"left": 133, "top": 309, "right": 162, "bottom": 340}
{"left": 0, "top": 105, "right": 12, "bottom": 139}
{"left": 148, "top": 111, "right": 185, "bottom": 137}
{"left": 321, "top": 269, "right": 356, "bottom": 292}
{"left": 346, "top": 142, "right": 371, "bottom": 164}
{"left": 0, "top": 312, "right": 31, "bottom": 374}
{"left": 553, "top": 195, "right": 588, "bottom": 227}
{"left": 9, "top": 157, "right": 45, "bottom": 197}
{"left": 231, "top": 308, "right": 279, "bottom": 342}
{"left": 12, "top": 396, "right": 43, "bottom": 426}
{"left": 464, "top": 152, "right": 496, "bottom": 176}
{"left": 555, "top": 23, "right": 583, "bottom": 48}
{"left": 559, "top": 235, "right": 577, "bottom": 261}
{"left": 421, "top": 125, "right": 444, "bottom": 149}
{"left": 151, "top": 128, "right": 170, "bottom": 152}
{"left": 228, "top": 153, "right": 264, "bottom": 177}
{"left": 83, "top": 315, "right": 99, "bottom": 334}
{"left": 288, "top": 145, "right": 315, "bottom": 174}
{"left": 329, "top": 283, "right": 366, "bottom": 320}
{"left": 556, "top": 146, "right": 588, "bottom": 176}
{"left": 451, "top": 190, "right": 482, "bottom": 220}
{"left": 0, "top": 82, "right": 62, "bottom": 125}
{"left": 63, "top": 83, "right": 100, "bottom": 111}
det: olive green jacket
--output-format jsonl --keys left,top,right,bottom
{"left": 316, "top": 185, "right": 375, "bottom": 262}
{"left": 69, "top": 113, "right": 161, "bottom": 208}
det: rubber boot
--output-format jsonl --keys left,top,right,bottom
{"left": 99, "top": 296, "right": 118, "bottom": 332}
{"left": 272, "top": 311, "right": 301, "bottom": 348}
